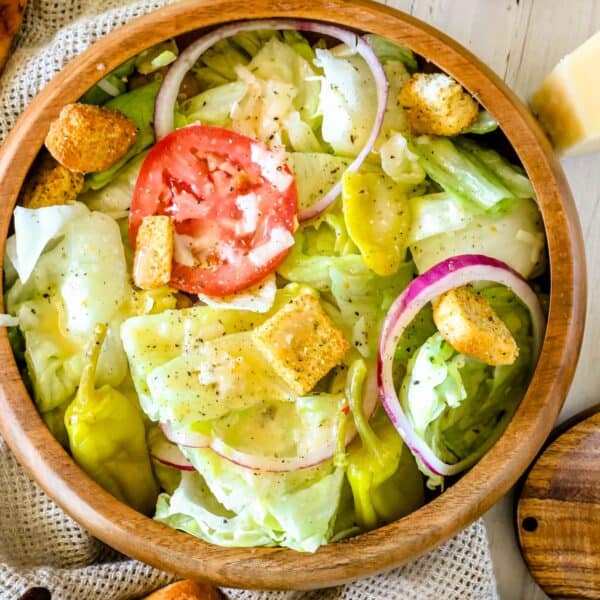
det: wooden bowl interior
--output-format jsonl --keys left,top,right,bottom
{"left": 0, "top": 0, "right": 586, "bottom": 589}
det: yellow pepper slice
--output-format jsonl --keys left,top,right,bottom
{"left": 65, "top": 323, "right": 159, "bottom": 514}
{"left": 342, "top": 171, "right": 411, "bottom": 276}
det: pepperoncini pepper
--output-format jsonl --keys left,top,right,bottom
{"left": 345, "top": 359, "right": 424, "bottom": 530}
{"left": 64, "top": 323, "right": 158, "bottom": 514}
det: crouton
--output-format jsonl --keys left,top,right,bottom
{"left": 399, "top": 73, "right": 479, "bottom": 136}
{"left": 253, "top": 294, "right": 350, "bottom": 395}
{"left": 433, "top": 286, "right": 518, "bottom": 366}
{"left": 133, "top": 215, "right": 174, "bottom": 290}
{"left": 21, "top": 152, "right": 84, "bottom": 208}
{"left": 143, "top": 579, "right": 222, "bottom": 600}
{"left": 45, "top": 103, "right": 137, "bottom": 173}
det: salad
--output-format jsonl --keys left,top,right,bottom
{"left": 1, "top": 20, "right": 547, "bottom": 552}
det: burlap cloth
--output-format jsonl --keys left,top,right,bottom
{"left": 0, "top": 1, "right": 500, "bottom": 598}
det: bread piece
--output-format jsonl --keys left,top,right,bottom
{"left": 45, "top": 103, "right": 137, "bottom": 173}
{"left": 0, "top": 0, "right": 26, "bottom": 70}
{"left": 133, "top": 215, "right": 174, "bottom": 290}
{"left": 433, "top": 286, "right": 518, "bottom": 366}
{"left": 21, "top": 152, "right": 84, "bottom": 208}
{"left": 253, "top": 294, "right": 350, "bottom": 395}
{"left": 143, "top": 579, "right": 222, "bottom": 600}
{"left": 399, "top": 73, "right": 478, "bottom": 136}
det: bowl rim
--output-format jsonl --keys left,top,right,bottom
{"left": 0, "top": 0, "right": 586, "bottom": 589}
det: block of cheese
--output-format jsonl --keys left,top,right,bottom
{"left": 530, "top": 31, "right": 600, "bottom": 157}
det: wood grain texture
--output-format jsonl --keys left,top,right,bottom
{"left": 517, "top": 411, "right": 600, "bottom": 599}
{"left": 0, "top": 0, "right": 587, "bottom": 590}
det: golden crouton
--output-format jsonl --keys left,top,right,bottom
{"left": 21, "top": 152, "right": 84, "bottom": 208}
{"left": 433, "top": 286, "right": 518, "bottom": 366}
{"left": 143, "top": 579, "right": 222, "bottom": 600}
{"left": 45, "top": 103, "right": 137, "bottom": 173}
{"left": 399, "top": 73, "right": 479, "bottom": 136}
{"left": 253, "top": 294, "right": 350, "bottom": 395}
{"left": 133, "top": 216, "right": 174, "bottom": 290}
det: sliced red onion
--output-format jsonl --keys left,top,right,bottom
{"left": 154, "top": 19, "right": 388, "bottom": 221}
{"left": 160, "top": 421, "right": 210, "bottom": 448}
{"left": 150, "top": 436, "right": 196, "bottom": 471}
{"left": 378, "top": 254, "right": 545, "bottom": 477}
{"left": 160, "top": 364, "right": 379, "bottom": 472}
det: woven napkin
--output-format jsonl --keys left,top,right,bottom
{"left": 0, "top": 1, "right": 499, "bottom": 598}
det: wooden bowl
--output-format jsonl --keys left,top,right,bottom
{"left": 0, "top": 0, "right": 586, "bottom": 590}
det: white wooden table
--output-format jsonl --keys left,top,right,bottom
{"left": 380, "top": 0, "right": 600, "bottom": 597}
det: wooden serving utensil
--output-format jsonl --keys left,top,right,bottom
{"left": 516, "top": 407, "right": 600, "bottom": 599}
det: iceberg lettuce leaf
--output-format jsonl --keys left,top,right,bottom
{"left": 315, "top": 48, "right": 376, "bottom": 157}
{"left": 155, "top": 450, "right": 344, "bottom": 552}
{"left": 80, "top": 152, "right": 147, "bottom": 215}
{"left": 410, "top": 197, "right": 546, "bottom": 278}
{"left": 5, "top": 205, "right": 131, "bottom": 413}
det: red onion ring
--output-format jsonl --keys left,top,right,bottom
{"left": 154, "top": 19, "right": 388, "bottom": 221}
{"left": 160, "top": 421, "right": 210, "bottom": 448}
{"left": 150, "top": 436, "right": 196, "bottom": 471}
{"left": 160, "top": 363, "right": 379, "bottom": 473}
{"left": 378, "top": 254, "right": 545, "bottom": 477}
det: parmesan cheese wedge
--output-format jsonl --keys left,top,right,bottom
{"left": 530, "top": 31, "right": 600, "bottom": 157}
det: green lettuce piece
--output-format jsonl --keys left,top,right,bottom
{"left": 147, "top": 332, "right": 293, "bottom": 426}
{"left": 227, "top": 38, "right": 322, "bottom": 151}
{"left": 249, "top": 37, "right": 321, "bottom": 128}
{"left": 230, "top": 30, "right": 279, "bottom": 58}
{"left": 393, "top": 303, "right": 437, "bottom": 369}
{"left": 408, "top": 191, "right": 478, "bottom": 243}
{"left": 121, "top": 306, "right": 263, "bottom": 420}
{"left": 180, "top": 81, "right": 246, "bottom": 127}
{"left": 197, "top": 38, "right": 250, "bottom": 81}
{"left": 454, "top": 136, "right": 535, "bottom": 199}
{"left": 377, "top": 62, "right": 411, "bottom": 144}
{"left": 363, "top": 33, "right": 417, "bottom": 70}
{"left": 135, "top": 39, "right": 178, "bottom": 74}
{"left": 277, "top": 220, "right": 357, "bottom": 290}
{"left": 86, "top": 81, "right": 160, "bottom": 190}
{"left": 80, "top": 151, "right": 147, "bottom": 215}
{"left": 285, "top": 153, "right": 350, "bottom": 213}
{"left": 410, "top": 135, "right": 515, "bottom": 209}
{"left": 5, "top": 205, "right": 131, "bottom": 414}
{"left": 193, "top": 67, "right": 229, "bottom": 90}
{"left": 410, "top": 197, "right": 546, "bottom": 278}
{"left": 304, "top": 209, "right": 358, "bottom": 258}
{"left": 278, "top": 212, "right": 413, "bottom": 358}
{"left": 121, "top": 285, "right": 315, "bottom": 420}
{"left": 461, "top": 110, "right": 498, "bottom": 135}
{"left": 79, "top": 57, "right": 136, "bottom": 105}
{"left": 328, "top": 258, "right": 413, "bottom": 358}
{"left": 155, "top": 450, "right": 344, "bottom": 552}
{"left": 379, "top": 132, "right": 426, "bottom": 186}
{"left": 281, "top": 30, "right": 316, "bottom": 63}
{"left": 342, "top": 170, "right": 411, "bottom": 276}
{"left": 315, "top": 47, "right": 376, "bottom": 157}
{"left": 399, "top": 286, "right": 534, "bottom": 482}
{"left": 184, "top": 36, "right": 322, "bottom": 151}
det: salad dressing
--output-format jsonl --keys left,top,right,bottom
{"left": 2, "top": 24, "right": 547, "bottom": 553}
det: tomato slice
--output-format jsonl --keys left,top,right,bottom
{"left": 129, "top": 125, "right": 298, "bottom": 296}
